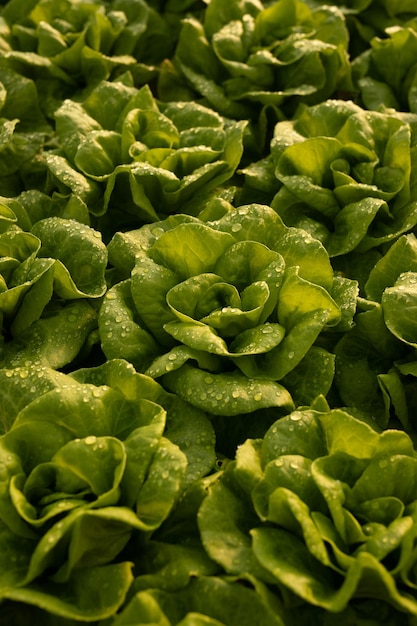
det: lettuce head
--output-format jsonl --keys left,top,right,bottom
{"left": 198, "top": 407, "right": 417, "bottom": 616}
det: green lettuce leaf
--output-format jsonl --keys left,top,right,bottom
{"left": 112, "top": 576, "right": 285, "bottom": 626}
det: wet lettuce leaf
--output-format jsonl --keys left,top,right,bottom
{"left": 353, "top": 26, "right": 417, "bottom": 112}
{"left": 0, "top": 66, "right": 51, "bottom": 196}
{"left": 110, "top": 576, "right": 285, "bottom": 626}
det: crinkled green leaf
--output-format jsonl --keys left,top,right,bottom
{"left": 31, "top": 217, "right": 107, "bottom": 298}
{"left": 381, "top": 272, "right": 417, "bottom": 347}
{"left": 12, "top": 381, "right": 160, "bottom": 442}
{"left": 162, "top": 364, "right": 294, "bottom": 416}
{"left": 355, "top": 27, "right": 417, "bottom": 113}
{"left": 0, "top": 366, "right": 71, "bottom": 435}
{"left": 45, "top": 152, "right": 103, "bottom": 214}
{"left": 99, "top": 280, "right": 160, "bottom": 371}
{"left": 198, "top": 473, "right": 272, "bottom": 581}
{"left": 74, "top": 130, "right": 122, "bottom": 179}
{"left": 149, "top": 223, "right": 235, "bottom": 279}
{"left": 211, "top": 203, "right": 287, "bottom": 249}
{"left": 54, "top": 99, "right": 102, "bottom": 163}
{"left": 3, "top": 562, "right": 133, "bottom": 621}
{"left": 134, "top": 437, "right": 187, "bottom": 530}
{"left": 282, "top": 346, "right": 335, "bottom": 406}
{"left": 113, "top": 576, "right": 285, "bottom": 626}
{"left": 131, "top": 255, "right": 179, "bottom": 346}
{"left": 1, "top": 300, "right": 98, "bottom": 369}
{"left": 365, "top": 234, "right": 417, "bottom": 302}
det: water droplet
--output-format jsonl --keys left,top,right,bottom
{"left": 253, "top": 392, "right": 262, "bottom": 401}
{"left": 85, "top": 436, "right": 97, "bottom": 445}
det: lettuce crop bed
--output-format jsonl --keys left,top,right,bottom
{"left": 3, "top": 0, "right": 417, "bottom": 624}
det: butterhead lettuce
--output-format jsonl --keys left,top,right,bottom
{"left": 162, "top": 0, "right": 352, "bottom": 124}
{"left": 0, "top": 0, "right": 175, "bottom": 114}
{"left": 0, "top": 365, "right": 192, "bottom": 620}
{"left": 242, "top": 99, "right": 417, "bottom": 263}
{"left": 100, "top": 202, "right": 357, "bottom": 416}
{"left": 198, "top": 407, "right": 417, "bottom": 616}
{"left": 47, "top": 80, "right": 245, "bottom": 235}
